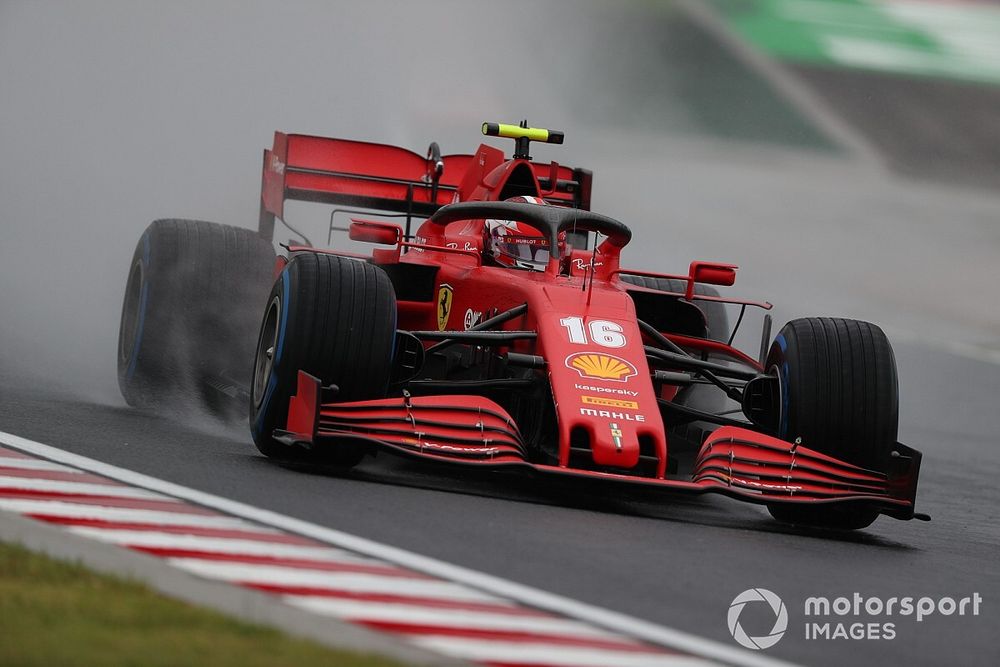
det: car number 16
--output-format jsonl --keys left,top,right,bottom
{"left": 559, "top": 316, "right": 627, "bottom": 348}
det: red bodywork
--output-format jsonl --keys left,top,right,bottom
{"left": 259, "top": 130, "right": 922, "bottom": 522}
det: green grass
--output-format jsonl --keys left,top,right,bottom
{"left": 0, "top": 541, "right": 408, "bottom": 667}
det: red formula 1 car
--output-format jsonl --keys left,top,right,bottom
{"left": 117, "top": 122, "right": 926, "bottom": 530}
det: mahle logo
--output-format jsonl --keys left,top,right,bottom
{"left": 728, "top": 588, "right": 788, "bottom": 650}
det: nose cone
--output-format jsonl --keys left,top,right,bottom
{"left": 531, "top": 284, "right": 666, "bottom": 475}
{"left": 581, "top": 410, "right": 645, "bottom": 468}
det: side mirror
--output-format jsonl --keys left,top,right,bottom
{"left": 349, "top": 219, "right": 402, "bottom": 245}
{"left": 687, "top": 261, "right": 737, "bottom": 300}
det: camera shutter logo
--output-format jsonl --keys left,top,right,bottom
{"left": 728, "top": 588, "right": 788, "bottom": 650}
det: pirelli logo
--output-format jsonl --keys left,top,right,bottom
{"left": 581, "top": 395, "right": 639, "bottom": 410}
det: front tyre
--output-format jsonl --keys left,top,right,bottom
{"left": 764, "top": 317, "right": 898, "bottom": 530}
{"left": 250, "top": 254, "right": 397, "bottom": 466}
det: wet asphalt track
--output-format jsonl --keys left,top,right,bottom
{"left": 2, "top": 2, "right": 999, "bottom": 665}
{"left": 2, "top": 335, "right": 997, "bottom": 667}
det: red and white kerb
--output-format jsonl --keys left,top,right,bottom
{"left": 0, "top": 445, "right": 718, "bottom": 667}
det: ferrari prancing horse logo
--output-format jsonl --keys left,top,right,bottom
{"left": 436, "top": 284, "right": 454, "bottom": 331}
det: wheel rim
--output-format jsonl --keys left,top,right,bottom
{"left": 769, "top": 362, "right": 787, "bottom": 439}
{"left": 118, "top": 260, "right": 144, "bottom": 365}
{"left": 252, "top": 296, "right": 280, "bottom": 408}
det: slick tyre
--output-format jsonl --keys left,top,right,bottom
{"left": 764, "top": 317, "right": 898, "bottom": 530}
{"left": 117, "top": 219, "right": 275, "bottom": 413}
{"left": 250, "top": 254, "right": 397, "bottom": 466}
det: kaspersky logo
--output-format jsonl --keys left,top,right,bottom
{"left": 565, "top": 353, "right": 637, "bottom": 382}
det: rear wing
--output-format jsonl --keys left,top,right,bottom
{"left": 258, "top": 132, "right": 468, "bottom": 239}
{"left": 258, "top": 131, "right": 592, "bottom": 240}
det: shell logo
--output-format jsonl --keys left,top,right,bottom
{"left": 565, "top": 353, "right": 638, "bottom": 383}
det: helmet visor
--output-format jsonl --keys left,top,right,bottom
{"left": 495, "top": 234, "right": 550, "bottom": 268}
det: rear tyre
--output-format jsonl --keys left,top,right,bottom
{"left": 249, "top": 254, "right": 397, "bottom": 466}
{"left": 764, "top": 317, "right": 898, "bottom": 530}
{"left": 619, "top": 276, "right": 729, "bottom": 341}
{"left": 621, "top": 276, "right": 731, "bottom": 437}
{"left": 117, "top": 219, "right": 275, "bottom": 414}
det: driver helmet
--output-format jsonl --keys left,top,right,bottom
{"left": 486, "top": 196, "right": 564, "bottom": 271}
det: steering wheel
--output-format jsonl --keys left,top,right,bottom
{"left": 429, "top": 201, "right": 631, "bottom": 260}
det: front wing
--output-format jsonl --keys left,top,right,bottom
{"left": 275, "top": 372, "right": 923, "bottom": 521}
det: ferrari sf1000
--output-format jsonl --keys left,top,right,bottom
{"left": 117, "top": 122, "right": 926, "bottom": 530}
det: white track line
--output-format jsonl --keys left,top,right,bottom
{"left": 169, "top": 559, "right": 503, "bottom": 603}
{"left": 0, "top": 458, "right": 83, "bottom": 472}
{"left": 410, "top": 637, "right": 714, "bottom": 667}
{"left": 286, "top": 596, "right": 620, "bottom": 638}
{"left": 0, "top": 476, "right": 166, "bottom": 499}
{"left": 0, "top": 429, "right": 799, "bottom": 667}
{"left": 67, "top": 528, "right": 375, "bottom": 562}
{"left": 0, "top": 499, "right": 252, "bottom": 528}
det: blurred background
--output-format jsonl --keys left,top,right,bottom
{"left": 1, "top": 0, "right": 998, "bottom": 405}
